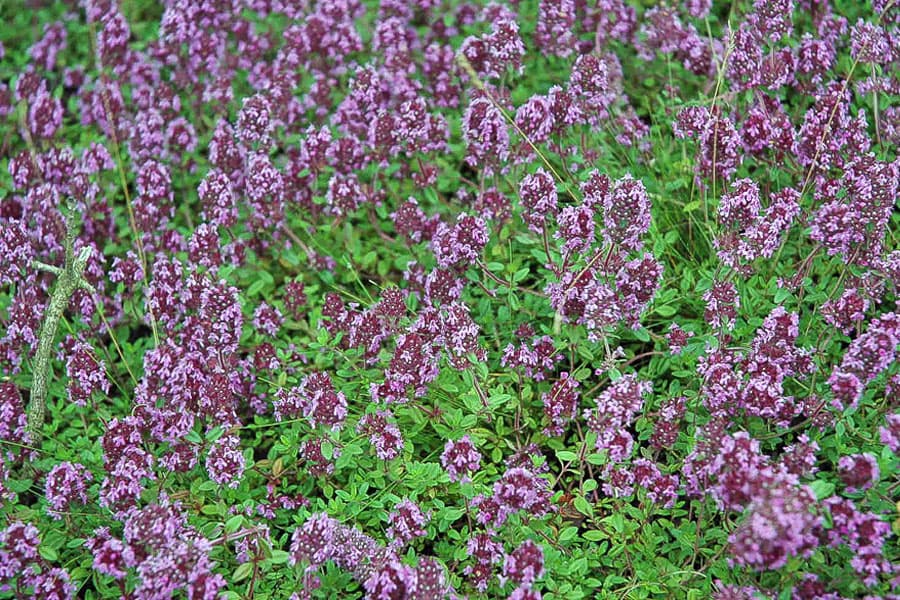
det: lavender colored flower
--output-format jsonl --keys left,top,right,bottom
{"left": 850, "top": 20, "right": 890, "bottom": 64}
{"left": 569, "top": 54, "right": 612, "bottom": 117}
{"left": 502, "top": 539, "right": 544, "bottom": 586}
{"left": 0, "top": 521, "right": 40, "bottom": 578}
{"left": 413, "top": 556, "right": 449, "bottom": 599}
{"left": 631, "top": 458, "right": 679, "bottom": 508}
{"left": 45, "top": 462, "right": 93, "bottom": 517}
{"left": 86, "top": 534, "right": 134, "bottom": 579}
{"left": 838, "top": 453, "right": 879, "bottom": 492}
{"left": 66, "top": 342, "right": 110, "bottom": 407}
{"left": 519, "top": 168, "right": 558, "bottom": 234}
{"left": 542, "top": 372, "right": 579, "bottom": 436}
{"left": 822, "top": 288, "right": 869, "bottom": 334}
{"left": 703, "top": 280, "right": 740, "bottom": 330}
{"left": 555, "top": 203, "right": 595, "bottom": 255}
{"left": 780, "top": 435, "right": 820, "bottom": 478}
{"left": 651, "top": 395, "right": 686, "bottom": 450}
{"left": 584, "top": 374, "right": 651, "bottom": 462}
{"left": 728, "top": 475, "right": 819, "bottom": 571}
{"left": 509, "top": 586, "right": 542, "bottom": 600}
{"left": 28, "top": 87, "right": 63, "bottom": 139}
{"left": 290, "top": 512, "right": 337, "bottom": 568}
{"left": 252, "top": 302, "right": 284, "bottom": 337}
{"left": 431, "top": 214, "right": 489, "bottom": 270}
{"left": 386, "top": 499, "right": 429, "bottom": 549}
{"left": 297, "top": 372, "right": 346, "bottom": 430}
{"left": 27, "top": 566, "right": 76, "bottom": 600}
{"left": 364, "top": 560, "right": 418, "bottom": 600}
{"left": 603, "top": 175, "right": 651, "bottom": 252}
{"left": 358, "top": 410, "right": 404, "bottom": 460}
{"left": 205, "top": 434, "right": 245, "bottom": 489}
{"left": 440, "top": 301, "right": 487, "bottom": 369}
{"left": 535, "top": 0, "right": 575, "bottom": 58}
{"left": 441, "top": 435, "right": 482, "bottom": 483}
{"left": 371, "top": 330, "right": 440, "bottom": 404}
{"left": 300, "top": 437, "right": 339, "bottom": 477}
{"left": 198, "top": 169, "right": 238, "bottom": 228}
{"left": 666, "top": 323, "right": 693, "bottom": 354}
{"left": 491, "top": 467, "right": 554, "bottom": 526}
{"left": 515, "top": 94, "right": 555, "bottom": 146}
{"left": 750, "top": 0, "right": 794, "bottom": 42}
{"left": 463, "top": 97, "right": 509, "bottom": 174}
{"left": 464, "top": 532, "right": 503, "bottom": 592}
{"left": 236, "top": 94, "right": 274, "bottom": 147}
{"left": 880, "top": 413, "right": 900, "bottom": 452}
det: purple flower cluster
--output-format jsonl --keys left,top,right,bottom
{"left": 585, "top": 374, "right": 651, "bottom": 463}
{"left": 386, "top": 498, "right": 430, "bottom": 549}
{"left": 45, "top": 461, "right": 92, "bottom": 518}
{"left": 289, "top": 512, "right": 448, "bottom": 598}
{"left": 85, "top": 502, "right": 226, "bottom": 599}
{"left": 828, "top": 312, "right": 899, "bottom": 410}
{"left": 441, "top": 435, "right": 482, "bottom": 483}
{"left": 0, "top": 521, "right": 76, "bottom": 599}
{"left": 1, "top": 0, "right": 899, "bottom": 596}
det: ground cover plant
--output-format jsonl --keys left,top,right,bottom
{"left": 0, "top": 0, "right": 898, "bottom": 598}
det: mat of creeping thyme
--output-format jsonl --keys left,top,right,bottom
{"left": 0, "top": 0, "right": 898, "bottom": 599}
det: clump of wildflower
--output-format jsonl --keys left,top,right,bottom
{"left": 704, "top": 280, "right": 740, "bottom": 330}
{"left": 651, "top": 396, "right": 687, "bottom": 449}
{"left": 364, "top": 560, "right": 418, "bottom": 599}
{"left": 666, "top": 324, "right": 693, "bottom": 354}
{"left": 432, "top": 214, "right": 489, "bottom": 270}
{"left": 386, "top": 498, "right": 430, "bottom": 549}
{"left": 441, "top": 435, "right": 482, "bottom": 483}
{"left": 584, "top": 375, "right": 651, "bottom": 462}
{"left": 838, "top": 453, "right": 879, "bottom": 492}
{"left": 502, "top": 539, "right": 544, "bottom": 587}
{"left": 289, "top": 512, "right": 337, "bottom": 568}
{"left": 236, "top": 94, "right": 274, "bottom": 148}
{"left": 519, "top": 169, "right": 558, "bottom": 234}
{"left": 206, "top": 434, "right": 245, "bottom": 489}
{"left": 462, "top": 97, "right": 509, "bottom": 174}
{"left": 45, "top": 462, "right": 93, "bottom": 518}
{"left": 542, "top": 372, "right": 579, "bottom": 436}
{"left": 440, "top": 302, "right": 487, "bottom": 369}
{"left": 828, "top": 312, "right": 899, "bottom": 410}
{"left": 358, "top": 410, "right": 404, "bottom": 460}
{"left": 727, "top": 474, "right": 819, "bottom": 571}
{"left": 880, "top": 413, "right": 900, "bottom": 452}
{"left": 603, "top": 175, "right": 651, "bottom": 252}
{"left": 535, "top": 0, "right": 575, "bottom": 58}
{"left": 464, "top": 533, "right": 503, "bottom": 592}
{"left": 65, "top": 342, "right": 109, "bottom": 407}
{"left": 821, "top": 288, "right": 869, "bottom": 334}
{"left": 252, "top": 302, "right": 284, "bottom": 337}
{"left": 555, "top": 203, "right": 595, "bottom": 255}
{"left": 674, "top": 106, "right": 743, "bottom": 185}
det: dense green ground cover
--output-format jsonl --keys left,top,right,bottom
{"left": 0, "top": 0, "right": 898, "bottom": 598}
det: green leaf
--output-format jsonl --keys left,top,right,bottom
{"left": 225, "top": 515, "right": 244, "bottom": 535}
{"left": 39, "top": 545, "right": 58, "bottom": 561}
{"left": 321, "top": 441, "right": 334, "bottom": 460}
{"left": 269, "top": 550, "right": 291, "bottom": 565}
{"left": 556, "top": 450, "right": 578, "bottom": 462}
{"left": 232, "top": 562, "right": 254, "bottom": 582}
{"left": 559, "top": 526, "right": 579, "bottom": 542}
{"left": 655, "top": 304, "right": 677, "bottom": 317}
{"left": 574, "top": 496, "right": 593, "bottom": 517}
{"left": 810, "top": 479, "right": 835, "bottom": 500}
